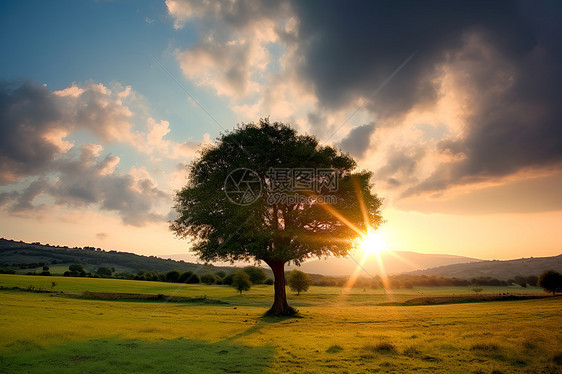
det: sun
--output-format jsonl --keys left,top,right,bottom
{"left": 358, "top": 231, "right": 388, "bottom": 256}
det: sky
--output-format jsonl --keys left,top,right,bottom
{"left": 1, "top": 0, "right": 561, "bottom": 261}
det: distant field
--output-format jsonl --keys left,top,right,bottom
{"left": 0, "top": 274, "right": 560, "bottom": 373}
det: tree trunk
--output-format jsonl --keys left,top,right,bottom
{"left": 265, "top": 260, "right": 297, "bottom": 316}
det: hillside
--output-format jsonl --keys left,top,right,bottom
{"left": 285, "top": 251, "right": 480, "bottom": 276}
{"left": 408, "top": 254, "right": 562, "bottom": 280}
{"left": 0, "top": 238, "right": 236, "bottom": 275}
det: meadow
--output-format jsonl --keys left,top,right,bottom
{"left": 0, "top": 274, "right": 560, "bottom": 373}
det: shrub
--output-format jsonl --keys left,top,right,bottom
{"left": 365, "top": 342, "right": 396, "bottom": 353}
{"left": 96, "top": 266, "right": 113, "bottom": 277}
{"left": 69, "top": 264, "right": 84, "bottom": 273}
{"left": 178, "top": 271, "right": 200, "bottom": 284}
{"left": 201, "top": 273, "right": 217, "bottom": 285}
{"left": 326, "top": 345, "right": 343, "bottom": 353}
{"left": 165, "top": 270, "right": 180, "bottom": 283}
{"left": 264, "top": 278, "right": 273, "bottom": 285}
{"left": 215, "top": 270, "right": 226, "bottom": 278}
{"left": 470, "top": 343, "right": 499, "bottom": 351}
{"left": 222, "top": 273, "right": 234, "bottom": 285}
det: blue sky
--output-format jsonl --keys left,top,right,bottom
{"left": 1, "top": 0, "right": 561, "bottom": 260}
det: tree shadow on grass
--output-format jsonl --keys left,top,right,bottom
{"left": 0, "top": 337, "right": 274, "bottom": 374}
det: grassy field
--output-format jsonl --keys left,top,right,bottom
{"left": 0, "top": 274, "right": 560, "bottom": 373}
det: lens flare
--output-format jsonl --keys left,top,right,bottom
{"left": 359, "top": 231, "right": 387, "bottom": 256}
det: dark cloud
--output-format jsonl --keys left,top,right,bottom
{"left": 292, "top": 0, "right": 531, "bottom": 116}
{"left": 0, "top": 81, "right": 64, "bottom": 183}
{"left": 0, "top": 80, "right": 134, "bottom": 185}
{"left": 288, "top": 0, "right": 562, "bottom": 193}
{"left": 376, "top": 146, "right": 426, "bottom": 189}
{"left": 337, "top": 123, "right": 375, "bottom": 158}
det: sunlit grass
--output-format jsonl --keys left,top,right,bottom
{"left": 1, "top": 274, "right": 560, "bottom": 373}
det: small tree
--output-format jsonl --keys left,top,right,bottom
{"left": 232, "top": 270, "right": 252, "bottom": 295}
{"left": 538, "top": 270, "right": 562, "bottom": 296}
{"left": 165, "top": 270, "right": 180, "bottom": 283}
{"left": 288, "top": 269, "right": 311, "bottom": 295}
{"left": 243, "top": 266, "right": 267, "bottom": 284}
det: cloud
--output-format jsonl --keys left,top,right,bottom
{"left": 287, "top": 0, "right": 562, "bottom": 196}
{"left": 0, "top": 81, "right": 66, "bottom": 184}
{"left": 169, "top": 0, "right": 290, "bottom": 98}
{"left": 1, "top": 144, "right": 169, "bottom": 226}
{"left": 337, "top": 123, "right": 376, "bottom": 159}
{"left": 0, "top": 80, "right": 185, "bottom": 226}
{"left": 96, "top": 232, "right": 108, "bottom": 240}
{"left": 168, "top": 0, "right": 562, "bottom": 204}
{"left": 0, "top": 80, "right": 136, "bottom": 185}
{"left": 376, "top": 146, "right": 426, "bottom": 189}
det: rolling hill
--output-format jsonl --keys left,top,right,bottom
{"left": 407, "top": 254, "right": 562, "bottom": 280}
{"left": 285, "top": 251, "right": 481, "bottom": 276}
{"left": 0, "top": 238, "right": 235, "bottom": 275}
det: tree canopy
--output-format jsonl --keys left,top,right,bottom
{"left": 171, "top": 119, "right": 383, "bottom": 315}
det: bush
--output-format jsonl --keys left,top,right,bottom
{"left": 178, "top": 271, "right": 200, "bottom": 284}
{"left": 232, "top": 270, "right": 251, "bottom": 294}
{"left": 222, "top": 273, "right": 234, "bottom": 285}
{"left": 165, "top": 270, "right": 180, "bottom": 283}
{"left": 366, "top": 342, "right": 396, "bottom": 353}
{"left": 201, "top": 273, "right": 217, "bottom": 285}
{"left": 69, "top": 264, "right": 84, "bottom": 273}
{"left": 264, "top": 278, "right": 273, "bottom": 285}
{"left": 215, "top": 270, "right": 226, "bottom": 278}
{"left": 96, "top": 266, "right": 113, "bottom": 277}
{"left": 243, "top": 266, "right": 266, "bottom": 284}
{"left": 326, "top": 345, "right": 344, "bottom": 353}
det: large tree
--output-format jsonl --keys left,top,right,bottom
{"left": 171, "top": 119, "right": 383, "bottom": 315}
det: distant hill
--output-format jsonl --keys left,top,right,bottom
{"left": 0, "top": 238, "right": 237, "bottom": 275}
{"left": 286, "top": 251, "right": 481, "bottom": 276}
{"left": 407, "top": 254, "right": 562, "bottom": 280}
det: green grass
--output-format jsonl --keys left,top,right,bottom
{"left": 0, "top": 274, "right": 560, "bottom": 373}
